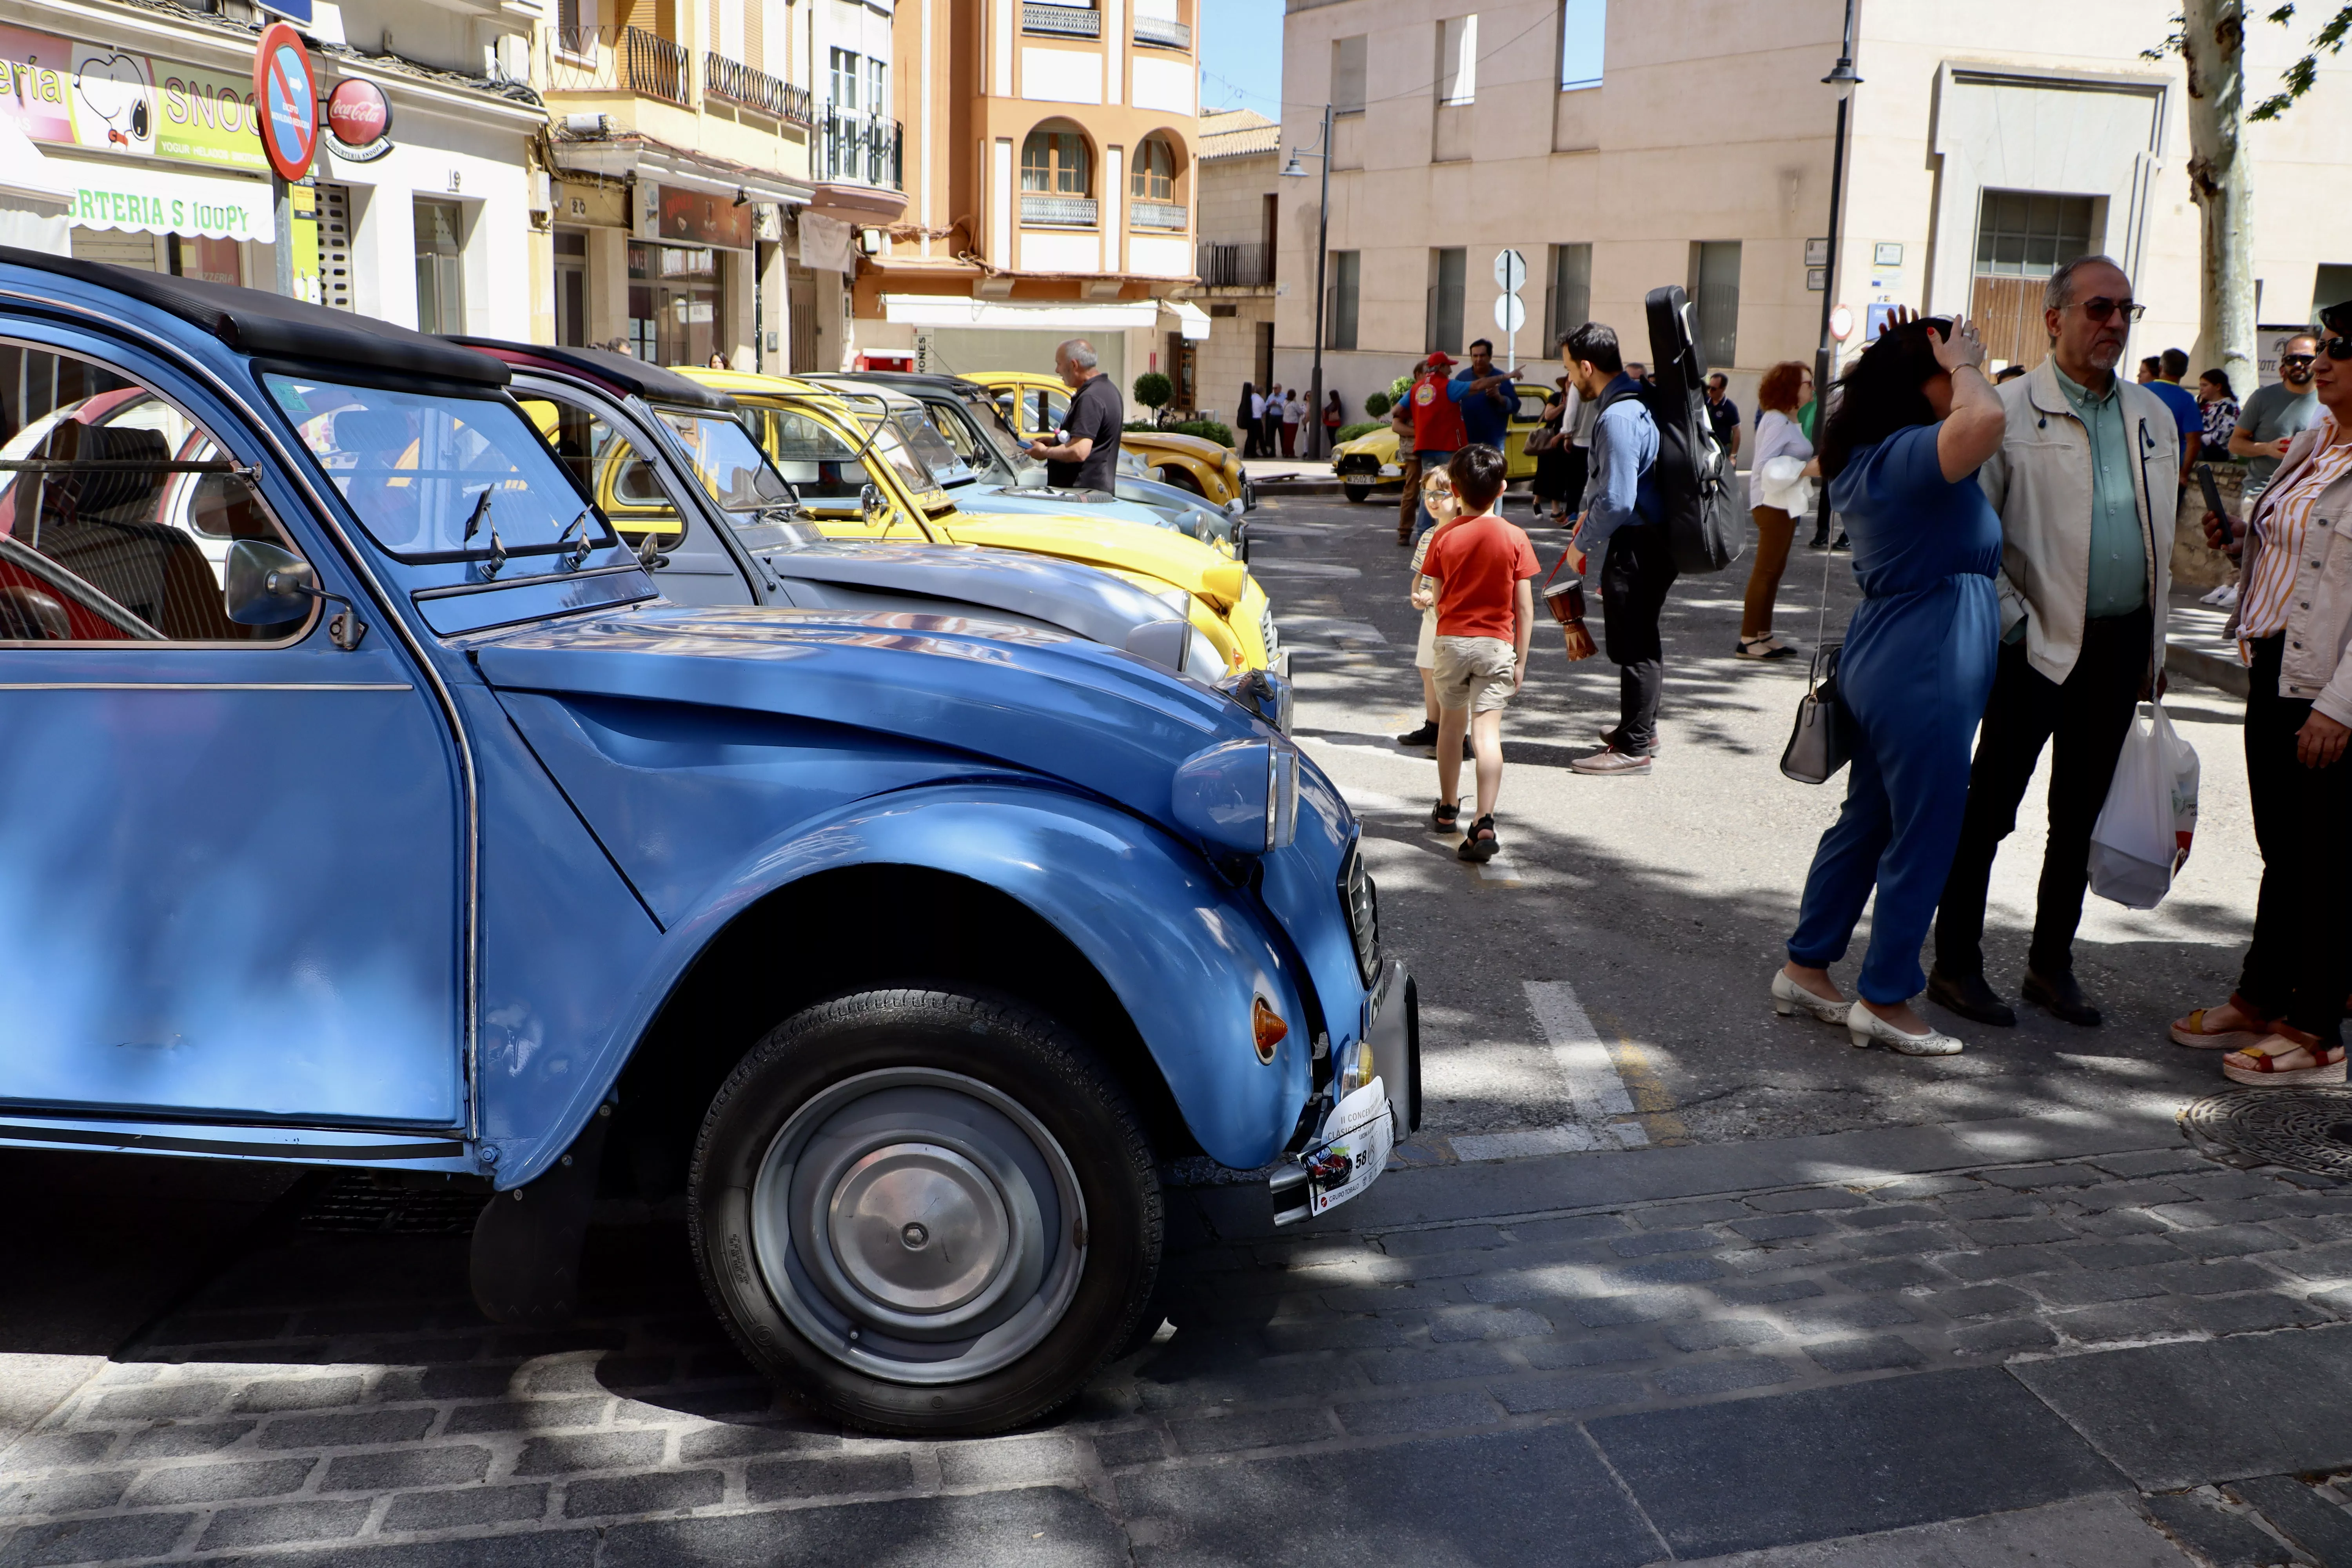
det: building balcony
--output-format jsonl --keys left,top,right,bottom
{"left": 1023, "top": 4, "right": 1102, "bottom": 38}
{"left": 819, "top": 107, "right": 904, "bottom": 192}
{"left": 1133, "top": 15, "right": 1191, "bottom": 49}
{"left": 1021, "top": 192, "right": 1099, "bottom": 227}
{"left": 1129, "top": 199, "right": 1187, "bottom": 231}
{"left": 706, "top": 52, "right": 814, "bottom": 127}
{"left": 1196, "top": 240, "right": 1270, "bottom": 287}
{"left": 548, "top": 24, "right": 691, "bottom": 107}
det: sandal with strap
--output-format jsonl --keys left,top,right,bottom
{"left": 1457, "top": 815, "right": 1499, "bottom": 862}
{"left": 1429, "top": 799, "right": 1460, "bottom": 834}
{"left": 2222, "top": 1027, "right": 2348, "bottom": 1086}
{"left": 2171, "top": 997, "right": 2274, "bottom": 1052}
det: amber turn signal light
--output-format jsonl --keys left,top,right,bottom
{"left": 1251, "top": 997, "right": 1288, "bottom": 1064}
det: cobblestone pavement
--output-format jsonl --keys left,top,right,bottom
{"left": 6, "top": 1145, "right": 2352, "bottom": 1565}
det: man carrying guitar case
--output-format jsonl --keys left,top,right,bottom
{"left": 1565, "top": 289, "right": 1747, "bottom": 776}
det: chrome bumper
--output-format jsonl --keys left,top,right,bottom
{"left": 1271, "top": 958, "right": 1417, "bottom": 1227}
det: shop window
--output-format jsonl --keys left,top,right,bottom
{"left": 414, "top": 199, "right": 466, "bottom": 336}
{"left": 1131, "top": 137, "right": 1177, "bottom": 202}
{"left": 1021, "top": 129, "right": 1091, "bottom": 195}
{"left": 627, "top": 241, "right": 721, "bottom": 369}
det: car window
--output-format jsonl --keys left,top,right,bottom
{"left": 269, "top": 377, "right": 608, "bottom": 562}
{"left": 1514, "top": 388, "right": 1550, "bottom": 423}
{"left": 656, "top": 408, "right": 796, "bottom": 517}
{"left": 0, "top": 341, "right": 306, "bottom": 644}
{"left": 514, "top": 394, "right": 686, "bottom": 541}
{"left": 748, "top": 405, "right": 875, "bottom": 508}
{"left": 1026, "top": 387, "right": 1070, "bottom": 436}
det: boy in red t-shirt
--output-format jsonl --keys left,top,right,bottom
{"left": 1420, "top": 445, "right": 1540, "bottom": 862}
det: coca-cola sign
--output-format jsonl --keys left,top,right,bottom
{"left": 323, "top": 76, "right": 390, "bottom": 160}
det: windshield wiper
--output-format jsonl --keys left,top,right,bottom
{"left": 461, "top": 485, "right": 493, "bottom": 544}
{"left": 556, "top": 509, "right": 593, "bottom": 570}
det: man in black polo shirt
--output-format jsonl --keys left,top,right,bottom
{"left": 1026, "top": 338, "right": 1122, "bottom": 493}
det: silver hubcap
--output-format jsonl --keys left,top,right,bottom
{"left": 748, "top": 1068, "right": 1087, "bottom": 1385}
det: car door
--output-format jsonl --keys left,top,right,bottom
{"left": 510, "top": 383, "right": 754, "bottom": 608}
{"left": 0, "top": 330, "right": 466, "bottom": 1130}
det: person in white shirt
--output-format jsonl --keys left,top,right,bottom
{"left": 1739, "top": 360, "right": 1821, "bottom": 659}
{"left": 1279, "top": 388, "right": 1304, "bottom": 456}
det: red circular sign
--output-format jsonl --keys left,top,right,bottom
{"left": 326, "top": 78, "right": 390, "bottom": 147}
{"left": 253, "top": 22, "right": 319, "bottom": 182}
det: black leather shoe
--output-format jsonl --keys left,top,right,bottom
{"left": 1927, "top": 966, "right": 2016, "bottom": 1027}
{"left": 2024, "top": 967, "right": 2103, "bottom": 1027}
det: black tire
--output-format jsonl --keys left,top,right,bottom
{"left": 688, "top": 988, "right": 1160, "bottom": 1436}
{"left": 1342, "top": 483, "right": 1372, "bottom": 504}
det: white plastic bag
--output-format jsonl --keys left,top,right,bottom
{"left": 1755, "top": 455, "right": 1815, "bottom": 515}
{"left": 2088, "top": 701, "right": 2200, "bottom": 909}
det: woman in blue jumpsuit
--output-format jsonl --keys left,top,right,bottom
{"left": 1770, "top": 311, "right": 2009, "bottom": 1055}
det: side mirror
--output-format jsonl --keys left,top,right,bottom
{"left": 859, "top": 482, "right": 886, "bottom": 524}
{"left": 223, "top": 538, "right": 367, "bottom": 650}
{"left": 223, "top": 539, "right": 316, "bottom": 625}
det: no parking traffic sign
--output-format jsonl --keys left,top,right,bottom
{"left": 254, "top": 23, "right": 319, "bottom": 183}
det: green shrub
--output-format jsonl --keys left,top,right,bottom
{"left": 1363, "top": 391, "right": 1391, "bottom": 417}
{"left": 1165, "top": 419, "right": 1234, "bottom": 448}
{"left": 1132, "top": 370, "right": 1173, "bottom": 413}
{"left": 1388, "top": 374, "right": 1414, "bottom": 407}
{"left": 1123, "top": 420, "right": 1159, "bottom": 433}
{"left": 1335, "top": 421, "right": 1383, "bottom": 443}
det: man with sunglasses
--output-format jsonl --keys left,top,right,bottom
{"left": 2230, "top": 333, "right": 2323, "bottom": 503}
{"left": 1931, "top": 255, "right": 2180, "bottom": 1031}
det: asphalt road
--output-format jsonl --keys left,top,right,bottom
{"left": 1254, "top": 489, "right": 2261, "bottom": 1153}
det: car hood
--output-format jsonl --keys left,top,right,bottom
{"left": 764, "top": 538, "right": 1183, "bottom": 648}
{"left": 471, "top": 604, "right": 1258, "bottom": 801}
{"left": 1336, "top": 429, "right": 1400, "bottom": 458}
{"left": 936, "top": 511, "right": 1242, "bottom": 599}
{"left": 944, "top": 482, "right": 1178, "bottom": 533}
{"left": 1131, "top": 431, "right": 1231, "bottom": 465}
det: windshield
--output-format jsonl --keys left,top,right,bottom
{"left": 830, "top": 398, "right": 946, "bottom": 500}
{"left": 661, "top": 408, "right": 798, "bottom": 515}
{"left": 269, "top": 377, "right": 603, "bottom": 560}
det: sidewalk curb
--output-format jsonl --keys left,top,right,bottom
{"left": 2165, "top": 639, "right": 2250, "bottom": 698}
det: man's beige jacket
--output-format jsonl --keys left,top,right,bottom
{"left": 1976, "top": 358, "right": 2178, "bottom": 684}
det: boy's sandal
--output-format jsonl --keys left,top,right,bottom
{"left": 2221, "top": 1029, "right": 2349, "bottom": 1086}
{"left": 2170, "top": 999, "right": 2273, "bottom": 1051}
{"left": 1429, "top": 799, "right": 1460, "bottom": 834}
{"left": 1457, "top": 815, "right": 1499, "bottom": 863}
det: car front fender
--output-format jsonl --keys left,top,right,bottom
{"left": 491, "top": 782, "right": 1314, "bottom": 1186}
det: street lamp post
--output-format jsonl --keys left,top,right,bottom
{"left": 1812, "top": 0, "right": 1860, "bottom": 543}
{"left": 1281, "top": 103, "right": 1334, "bottom": 460}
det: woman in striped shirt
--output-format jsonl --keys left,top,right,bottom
{"left": 2172, "top": 312, "right": 2352, "bottom": 1085}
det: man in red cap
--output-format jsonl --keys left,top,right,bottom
{"left": 1406, "top": 350, "right": 1470, "bottom": 543}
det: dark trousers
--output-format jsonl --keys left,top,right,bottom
{"left": 1601, "top": 521, "right": 1678, "bottom": 753}
{"left": 2236, "top": 635, "right": 2352, "bottom": 1043}
{"left": 1935, "top": 607, "right": 2152, "bottom": 979}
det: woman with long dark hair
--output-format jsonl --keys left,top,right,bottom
{"left": 1771, "top": 310, "right": 2007, "bottom": 1055}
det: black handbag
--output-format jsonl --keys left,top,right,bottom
{"left": 1779, "top": 503, "right": 1850, "bottom": 785}
{"left": 1780, "top": 642, "right": 1849, "bottom": 784}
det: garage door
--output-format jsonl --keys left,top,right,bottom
{"left": 69, "top": 229, "right": 159, "bottom": 271}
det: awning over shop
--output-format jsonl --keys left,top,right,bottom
{"left": 54, "top": 158, "right": 273, "bottom": 243}
{"left": 0, "top": 117, "right": 73, "bottom": 208}
{"left": 883, "top": 296, "right": 1162, "bottom": 331}
{"left": 1165, "top": 301, "right": 1212, "bottom": 341}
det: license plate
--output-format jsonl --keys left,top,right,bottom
{"left": 1305, "top": 1078, "right": 1394, "bottom": 1217}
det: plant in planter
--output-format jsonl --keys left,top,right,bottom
{"left": 1133, "top": 371, "right": 1174, "bottom": 427}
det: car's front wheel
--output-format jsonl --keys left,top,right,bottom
{"left": 689, "top": 988, "right": 1160, "bottom": 1435}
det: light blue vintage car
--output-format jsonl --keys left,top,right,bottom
{"left": 0, "top": 249, "right": 1413, "bottom": 1436}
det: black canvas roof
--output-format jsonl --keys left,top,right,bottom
{"left": 446, "top": 339, "right": 736, "bottom": 413}
{"left": 0, "top": 246, "right": 509, "bottom": 387}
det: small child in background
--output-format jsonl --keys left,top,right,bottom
{"left": 1420, "top": 445, "right": 1540, "bottom": 862}
{"left": 1396, "top": 468, "right": 1470, "bottom": 758}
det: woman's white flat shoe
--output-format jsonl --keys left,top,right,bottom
{"left": 1771, "top": 970, "right": 1848, "bottom": 1024}
{"left": 1847, "top": 1002, "right": 1964, "bottom": 1056}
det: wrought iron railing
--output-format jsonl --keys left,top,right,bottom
{"left": 1196, "top": 241, "right": 1270, "bottom": 286}
{"left": 1129, "top": 199, "right": 1187, "bottom": 231}
{"left": 1021, "top": 192, "right": 1099, "bottom": 227}
{"left": 544, "top": 25, "right": 690, "bottom": 106}
{"left": 1023, "top": 4, "right": 1102, "bottom": 37}
{"left": 705, "top": 53, "right": 814, "bottom": 125}
{"left": 1133, "top": 15, "right": 1191, "bottom": 49}
{"left": 820, "top": 107, "right": 905, "bottom": 190}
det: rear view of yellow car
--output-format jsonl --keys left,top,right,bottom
{"left": 965, "top": 370, "right": 1251, "bottom": 511}
{"left": 1333, "top": 383, "right": 1552, "bottom": 503}
{"left": 684, "top": 368, "right": 1282, "bottom": 674}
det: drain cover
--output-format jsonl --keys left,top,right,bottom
{"left": 2182, "top": 1087, "right": 2352, "bottom": 1177}
{"left": 301, "top": 1172, "right": 490, "bottom": 1234}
